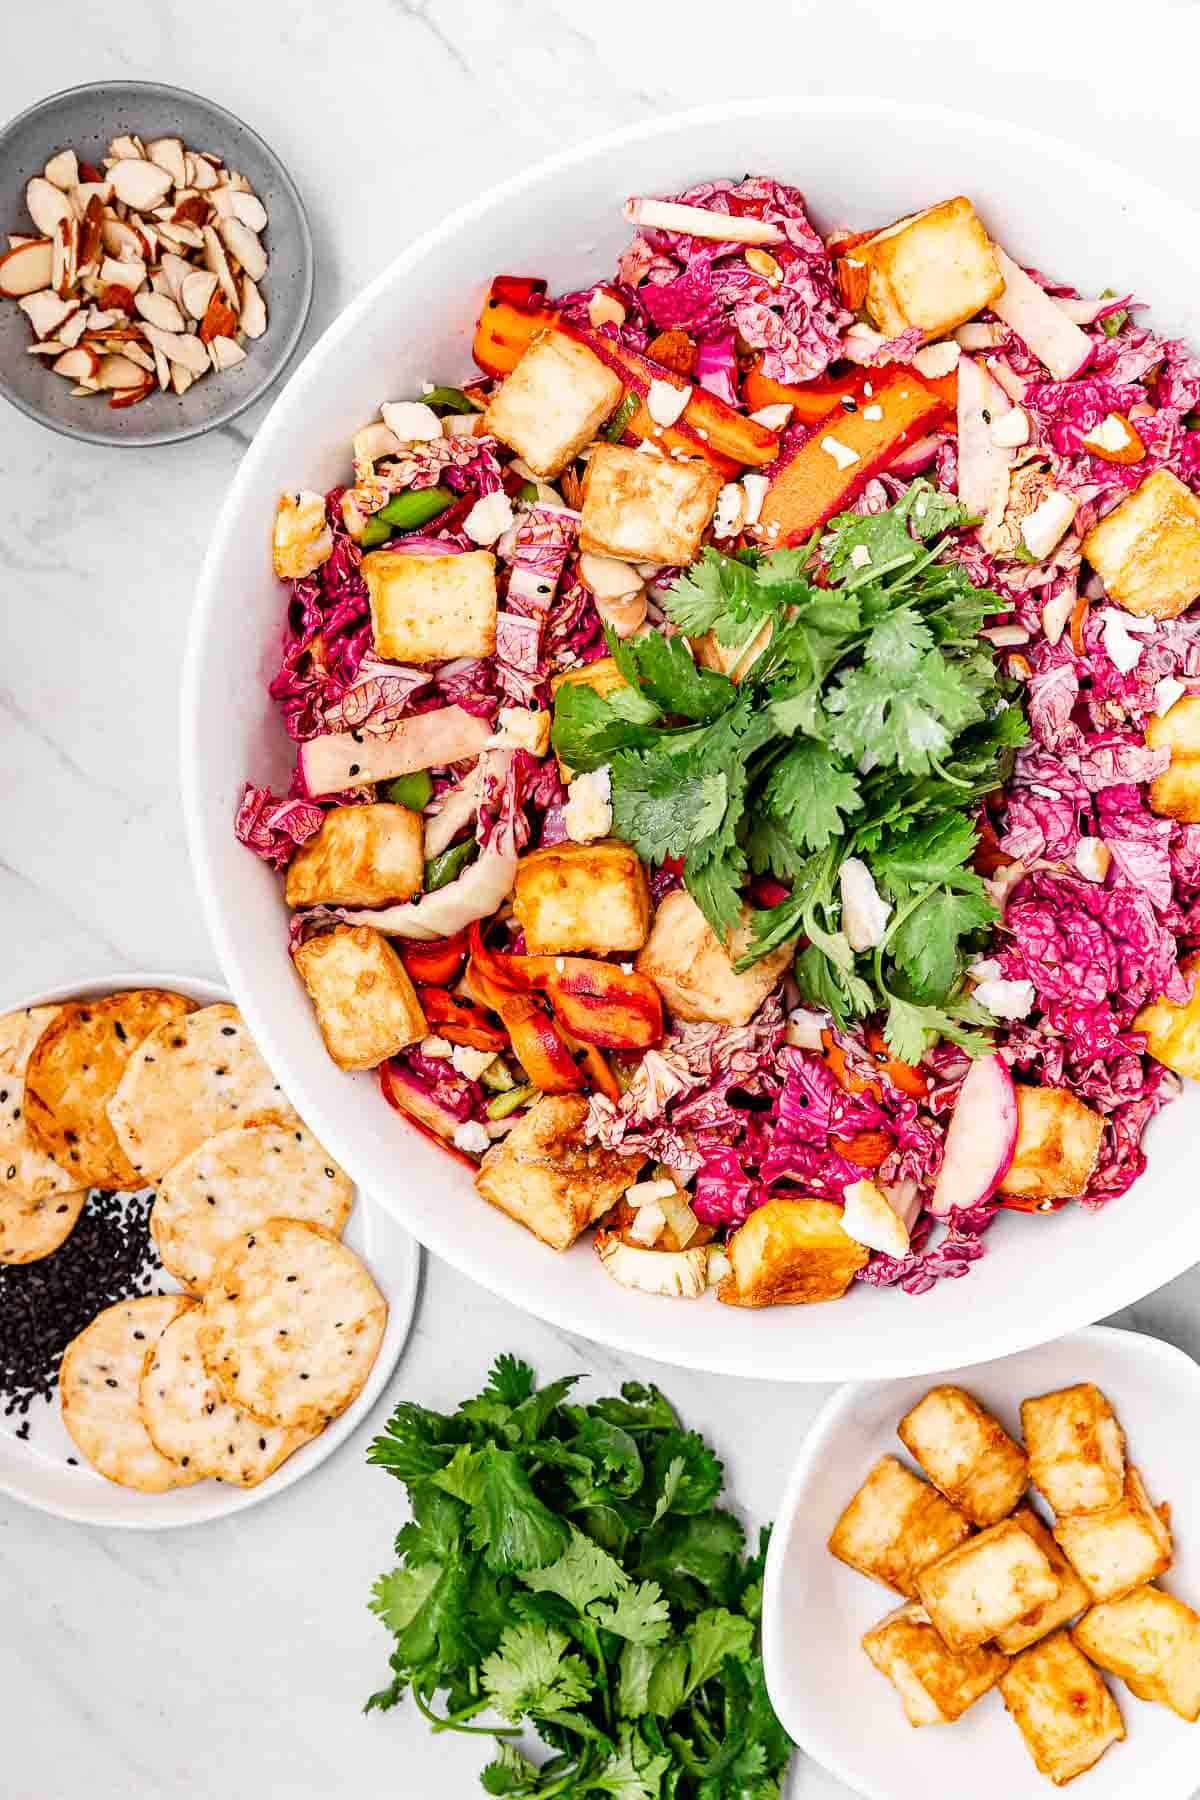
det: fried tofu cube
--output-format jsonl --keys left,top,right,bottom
{"left": 513, "top": 839, "right": 650, "bottom": 955}
{"left": 998, "top": 1084, "right": 1104, "bottom": 1204}
{"left": 1073, "top": 1585, "right": 1200, "bottom": 1721}
{"left": 1147, "top": 696, "right": 1200, "bottom": 824}
{"left": 719, "top": 1197, "right": 870, "bottom": 1309}
{"left": 862, "top": 1601, "right": 1009, "bottom": 1725}
{"left": 1082, "top": 469, "right": 1200, "bottom": 620}
{"left": 362, "top": 549, "right": 497, "bottom": 663}
{"left": 856, "top": 196, "right": 1005, "bottom": 341}
{"left": 483, "top": 329, "right": 624, "bottom": 477}
{"left": 691, "top": 619, "right": 774, "bottom": 685}
{"left": 635, "top": 891, "right": 793, "bottom": 1028}
{"left": 550, "top": 657, "right": 630, "bottom": 781}
{"left": 474, "top": 1093, "right": 644, "bottom": 1251}
{"left": 1136, "top": 950, "right": 1200, "bottom": 1076}
{"left": 293, "top": 925, "right": 426, "bottom": 1070}
{"left": 897, "top": 1385, "right": 1028, "bottom": 1527}
{"left": 996, "top": 1508, "right": 1093, "bottom": 1655}
{"left": 284, "top": 804, "right": 424, "bottom": 908}
{"left": 1020, "top": 1383, "right": 1126, "bottom": 1516}
{"left": 580, "top": 443, "right": 724, "bottom": 566}
{"left": 916, "top": 1518, "right": 1061, "bottom": 1652}
{"left": 1053, "top": 1468, "right": 1173, "bottom": 1604}
{"left": 828, "top": 1454, "right": 973, "bottom": 1598}
{"left": 1000, "top": 1630, "right": 1125, "bottom": 1786}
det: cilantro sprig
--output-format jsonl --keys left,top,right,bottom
{"left": 366, "top": 1356, "right": 791, "bottom": 1798}
{"left": 550, "top": 480, "right": 1025, "bottom": 1058}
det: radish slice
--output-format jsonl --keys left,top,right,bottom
{"left": 991, "top": 247, "right": 1092, "bottom": 381}
{"left": 957, "top": 357, "right": 1013, "bottom": 520}
{"left": 299, "top": 705, "right": 492, "bottom": 796}
{"left": 930, "top": 1052, "right": 1018, "bottom": 1216}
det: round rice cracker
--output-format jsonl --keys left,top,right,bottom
{"left": 25, "top": 990, "right": 197, "bottom": 1189}
{"left": 107, "top": 1004, "right": 296, "bottom": 1184}
{"left": 200, "top": 1219, "right": 387, "bottom": 1433}
{"left": 0, "top": 1006, "right": 79, "bottom": 1207}
{"left": 140, "top": 1306, "right": 317, "bottom": 1487}
{"left": 60, "top": 1295, "right": 205, "bottom": 1492}
{"left": 0, "top": 1189, "right": 88, "bottom": 1264}
{"left": 151, "top": 1120, "right": 354, "bottom": 1294}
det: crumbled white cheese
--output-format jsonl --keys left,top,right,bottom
{"left": 863, "top": 381, "right": 874, "bottom": 397}
{"left": 453, "top": 1120, "right": 492, "bottom": 1156}
{"left": 1041, "top": 592, "right": 1075, "bottom": 646}
{"left": 451, "top": 1045, "right": 499, "bottom": 1081}
{"left": 628, "top": 1201, "right": 667, "bottom": 1247}
{"left": 712, "top": 482, "right": 746, "bottom": 539}
{"left": 563, "top": 765, "right": 612, "bottom": 842}
{"left": 380, "top": 400, "right": 443, "bottom": 442}
{"left": 912, "top": 340, "right": 961, "bottom": 380}
{"left": 1082, "top": 412, "right": 1131, "bottom": 455}
{"left": 1155, "top": 676, "right": 1186, "bottom": 717}
{"left": 463, "top": 488, "right": 516, "bottom": 546}
{"left": 974, "top": 976, "right": 1037, "bottom": 1021}
{"left": 420, "top": 1035, "right": 453, "bottom": 1059}
{"left": 1099, "top": 607, "right": 1154, "bottom": 674}
{"left": 849, "top": 544, "right": 872, "bottom": 569}
{"left": 785, "top": 1006, "right": 830, "bottom": 1050}
{"left": 587, "top": 287, "right": 627, "bottom": 329}
{"left": 620, "top": 961, "right": 634, "bottom": 974}
{"left": 420, "top": 380, "right": 435, "bottom": 394}
{"left": 820, "top": 434, "right": 860, "bottom": 472}
{"left": 838, "top": 857, "right": 891, "bottom": 952}
{"left": 990, "top": 406, "right": 1030, "bottom": 448}
{"left": 489, "top": 704, "right": 550, "bottom": 756}
{"left": 707, "top": 1249, "right": 732, "bottom": 1287}
{"left": 646, "top": 379, "right": 691, "bottom": 427}
{"left": 1075, "top": 837, "right": 1112, "bottom": 882}
{"left": 1020, "top": 490, "right": 1077, "bottom": 560}
{"left": 841, "top": 1179, "right": 910, "bottom": 1258}
{"left": 749, "top": 401, "right": 793, "bottom": 429}
{"left": 967, "top": 958, "right": 1003, "bottom": 982}
{"left": 861, "top": 404, "right": 883, "bottom": 422}
{"left": 741, "top": 472, "right": 769, "bottom": 527}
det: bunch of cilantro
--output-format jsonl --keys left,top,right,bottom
{"left": 551, "top": 480, "right": 1027, "bottom": 1060}
{"left": 365, "top": 1354, "right": 791, "bottom": 1798}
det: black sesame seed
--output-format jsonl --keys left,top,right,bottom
{"left": 105, "top": 1378, "right": 118, "bottom": 1389}
{"left": 114, "top": 1022, "right": 127, "bottom": 1043}
{"left": 323, "top": 1168, "right": 335, "bottom": 1179}
{"left": 221, "top": 1026, "right": 236, "bottom": 1037}
{"left": 258, "top": 1438, "right": 267, "bottom": 1451}
{"left": 349, "top": 763, "right": 361, "bottom": 777}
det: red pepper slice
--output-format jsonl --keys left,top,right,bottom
{"left": 472, "top": 276, "right": 557, "bottom": 377}
{"left": 467, "top": 925, "right": 663, "bottom": 1051}
{"left": 418, "top": 986, "right": 507, "bottom": 1053}
{"left": 465, "top": 944, "right": 585, "bottom": 1093}
{"left": 400, "top": 931, "right": 468, "bottom": 989}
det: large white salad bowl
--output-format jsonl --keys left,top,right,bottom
{"left": 183, "top": 99, "right": 1200, "bottom": 1380}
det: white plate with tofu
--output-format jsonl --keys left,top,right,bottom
{"left": 184, "top": 98, "right": 1200, "bottom": 1381}
{"left": 762, "top": 1326, "right": 1200, "bottom": 1796}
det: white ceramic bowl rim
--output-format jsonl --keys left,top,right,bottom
{"left": 183, "top": 97, "right": 1200, "bottom": 1380}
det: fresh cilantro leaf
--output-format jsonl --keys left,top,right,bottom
{"left": 663, "top": 547, "right": 764, "bottom": 637}
{"left": 871, "top": 812, "right": 981, "bottom": 893}
{"left": 794, "top": 941, "right": 874, "bottom": 1024}
{"left": 681, "top": 1609, "right": 756, "bottom": 1702}
{"left": 763, "top": 743, "right": 862, "bottom": 851}
{"left": 507, "top": 1374, "right": 582, "bottom": 1444}
{"left": 589, "top": 1383, "right": 679, "bottom": 1432}
{"left": 637, "top": 1509, "right": 746, "bottom": 1600}
{"left": 482, "top": 1353, "right": 536, "bottom": 1407}
{"left": 591, "top": 1580, "right": 672, "bottom": 1646}
{"left": 551, "top": 684, "right": 659, "bottom": 774}
{"left": 745, "top": 813, "right": 811, "bottom": 882}
{"left": 522, "top": 1527, "right": 628, "bottom": 1612}
{"left": 766, "top": 682, "right": 824, "bottom": 739}
{"left": 607, "top": 684, "right": 663, "bottom": 725}
{"left": 473, "top": 1445, "right": 571, "bottom": 1573}
{"left": 684, "top": 843, "right": 747, "bottom": 943}
{"left": 827, "top": 649, "right": 984, "bottom": 776}
{"left": 904, "top": 479, "right": 975, "bottom": 541}
{"left": 366, "top": 1403, "right": 466, "bottom": 1480}
{"left": 369, "top": 1564, "right": 440, "bottom": 1635}
{"left": 591, "top": 1723, "right": 672, "bottom": 1799}
{"left": 651, "top": 1432, "right": 723, "bottom": 1517}
{"left": 562, "top": 1414, "right": 644, "bottom": 1498}
{"left": 890, "top": 886, "right": 997, "bottom": 1002}
{"left": 646, "top": 1641, "right": 691, "bottom": 1717}
{"left": 480, "top": 1744, "right": 539, "bottom": 1795}
{"left": 650, "top": 1456, "right": 685, "bottom": 1527}
{"left": 883, "top": 991, "right": 993, "bottom": 1062}
{"left": 481, "top": 1623, "right": 593, "bottom": 1722}
{"left": 617, "top": 1642, "right": 662, "bottom": 1718}
{"left": 610, "top": 753, "right": 728, "bottom": 862}
{"left": 863, "top": 606, "right": 932, "bottom": 670}
{"left": 615, "top": 627, "right": 736, "bottom": 722}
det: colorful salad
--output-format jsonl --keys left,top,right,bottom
{"left": 237, "top": 177, "right": 1200, "bottom": 1308}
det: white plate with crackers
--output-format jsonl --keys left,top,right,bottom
{"left": 763, "top": 1327, "right": 1200, "bottom": 1798}
{"left": 0, "top": 970, "right": 419, "bottom": 1528}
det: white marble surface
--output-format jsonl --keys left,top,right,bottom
{"left": 4, "top": 3, "right": 1200, "bottom": 1796}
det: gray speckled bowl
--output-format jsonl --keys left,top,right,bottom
{"left": 0, "top": 80, "right": 313, "bottom": 448}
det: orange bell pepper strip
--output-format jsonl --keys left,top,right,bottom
{"left": 743, "top": 361, "right": 869, "bottom": 425}
{"left": 1080, "top": 411, "right": 1146, "bottom": 465}
{"left": 468, "top": 924, "right": 663, "bottom": 1052}
{"left": 399, "top": 931, "right": 469, "bottom": 989}
{"left": 996, "top": 1193, "right": 1071, "bottom": 1216}
{"left": 919, "top": 368, "right": 958, "bottom": 411}
{"left": 417, "top": 986, "right": 508, "bottom": 1053}
{"left": 820, "top": 1029, "right": 882, "bottom": 1101}
{"left": 464, "top": 944, "right": 585, "bottom": 1093}
{"left": 831, "top": 1130, "right": 892, "bottom": 1169}
{"left": 864, "top": 1024, "right": 929, "bottom": 1100}
{"left": 472, "top": 276, "right": 557, "bottom": 378}
{"left": 755, "top": 365, "right": 949, "bottom": 546}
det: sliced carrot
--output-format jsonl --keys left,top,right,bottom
{"left": 646, "top": 329, "right": 697, "bottom": 376}
{"left": 744, "top": 361, "right": 869, "bottom": 424}
{"left": 831, "top": 1131, "right": 892, "bottom": 1168}
{"left": 472, "top": 277, "right": 556, "bottom": 377}
{"left": 1070, "top": 591, "right": 1090, "bottom": 658}
{"left": 865, "top": 1024, "right": 929, "bottom": 1100}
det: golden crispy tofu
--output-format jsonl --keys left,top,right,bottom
{"left": 513, "top": 839, "right": 650, "bottom": 955}
{"left": 272, "top": 490, "right": 333, "bottom": 579}
{"left": 862, "top": 1601, "right": 1009, "bottom": 1726}
{"left": 475, "top": 1094, "right": 644, "bottom": 1251}
{"left": 898, "top": 1384, "right": 1028, "bottom": 1527}
{"left": 719, "top": 1197, "right": 870, "bottom": 1309}
{"left": 1000, "top": 1630, "right": 1125, "bottom": 1786}
{"left": 1136, "top": 950, "right": 1200, "bottom": 1076}
{"left": 579, "top": 443, "right": 724, "bottom": 566}
{"left": 550, "top": 656, "right": 631, "bottom": 781}
{"left": 1082, "top": 469, "right": 1200, "bottom": 620}
{"left": 284, "top": 804, "right": 424, "bottom": 908}
{"left": 1053, "top": 1467, "right": 1173, "bottom": 1604}
{"left": 1073, "top": 1584, "right": 1200, "bottom": 1721}
{"left": 691, "top": 619, "right": 773, "bottom": 685}
{"left": 484, "top": 329, "right": 624, "bottom": 477}
{"left": 828, "top": 1454, "right": 973, "bottom": 1598}
{"left": 362, "top": 549, "right": 497, "bottom": 663}
{"left": 635, "top": 891, "right": 793, "bottom": 1028}
{"left": 1020, "top": 1383, "right": 1126, "bottom": 1516}
{"left": 856, "top": 197, "right": 1005, "bottom": 341}
{"left": 293, "top": 926, "right": 427, "bottom": 1071}
{"left": 998, "top": 1084, "right": 1104, "bottom": 1204}
{"left": 916, "top": 1518, "right": 1061, "bottom": 1653}
{"left": 1147, "top": 696, "right": 1200, "bottom": 824}
{"left": 996, "top": 1508, "right": 1093, "bottom": 1655}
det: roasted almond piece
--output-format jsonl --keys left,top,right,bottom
{"left": 202, "top": 224, "right": 238, "bottom": 305}
{"left": 218, "top": 216, "right": 267, "bottom": 282}
{"left": 209, "top": 334, "right": 246, "bottom": 371}
{"left": 43, "top": 148, "right": 79, "bottom": 192}
{"left": 143, "top": 322, "right": 210, "bottom": 374}
{"left": 146, "top": 136, "right": 187, "bottom": 187}
{"left": 108, "top": 158, "right": 173, "bottom": 211}
{"left": 0, "top": 239, "right": 54, "bottom": 298}
{"left": 97, "top": 351, "right": 150, "bottom": 390}
{"left": 180, "top": 268, "right": 218, "bottom": 320}
{"left": 239, "top": 274, "right": 267, "bottom": 338}
{"left": 228, "top": 190, "right": 267, "bottom": 232}
{"left": 198, "top": 288, "right": 238, "bottom": 344}
{"left": 18, "top": 290, "right": 79, "bottom": 339}
{"left": 134, "top": 289, "right": 185, "bottom": 332}
{"left": 25, "top": 175, "right": 71, "bottom": 237}
{"left": 52, "top": 347, "right": 99, "bottom": 382}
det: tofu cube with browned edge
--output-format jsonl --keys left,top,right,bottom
{"left": 284, "top": 804, "right": 424, "bottom": 909}
{"left": 915, "top": 1517, "right": 1061, "bottom": 1652}
{"left": 363, "top": 549, "right": 497, "bottom": 663}
{"left": 1082, "top": 469, "right": 1200, "bottom": 620}
{"left": 856, "top": 196, "right": 1005, "bottom": 341}
{"left": 996, "top": 1508, "right": 1092, "bottom": 1656}
{"left": 293, "top": 926, "right": 426, "bottom": 1071}
{"left": 862, "top": 1601, "right": 1009, "bottom": 1726}
{"left": 513, "top": 840, "right": 650, "bottom": 955}
{"left": 1053, "top": 1468, "right": 1173, "bottom": 1604}
{"left": 1020, "top": 1383, "right": 1126, "bottom": 1516}
{"left": 580, "top": 443, "right": 724, "bottom": 566}
{"left": 475, "top": 1094, "right": 644, "bottom": 1251}
{"left": 828, "top": 1454, "right": 972, "bottom": 1598}
{"left": 636, "top": 891, "right": 793, "bottom": 1029}
{"left": 1136, "top": 950, "right": 1200, "bottom": 1077}
{"left": 998, "top": 1085, "right": 1104, "bottom": 1205}
{"left": 550, "top": 656, "right": 631, "bottom": 782}
{"left": 719, "top": 1197, "right": 870, "bottom": 1309}
{"left": 484, "top": 329, "right": 624, "bottom": 477}
{"left": 692, "top": 619, "right": 774, "bottom": 685}
{"left": 1147, "top": 696, "right": 1200, "bottom": 825}
{"left": 1074, "top": 1585, "right": 1200, "bottom": 1721}
{"left": 1000, "top": 1630, "right": 1125, "bottom": 1787}
{"left": 898, "top": 1385, "right": 1028, "bottom": 1527}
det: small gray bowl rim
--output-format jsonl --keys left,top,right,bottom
{"left": 0, "top": 78, "right": 314, "bottom": 448}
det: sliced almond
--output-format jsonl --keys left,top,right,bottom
{"left": 87, "top": 306, "right": 123, "bottom": 329}
{"left": 146, "top": 137, "right": 187, "bottom": 188}
{"left": 27, "top": 340, "right": 66, "bottom": 356}
{"left": 218, "top": 217, "right": 266, "bottom": 282}
{"left": 208, "top": 334, "right": 246, "bottom": 371}
{"left": 170, "top": 361, "right": 197, "bottom": 396}
{"left": 180, "top": 268, "right": 218, "bottom": 320}
{"left": 143, "top": 322, "right": 210, "bottom": 373}
{"left": 172, "top": 193, "right": 209, "bottom": 228}
{"left": 198, "top": 287, "right": 238, "bottom": 345}
{"left": 239, "top": 274, "right": 267, "bottom": 339}
{"left": 108, "top": 158, "right": 173, "bottom": 212}
{"left": 224, "top": 169, "right": 251, "bottom": 194}
{"left": 7, "top": 234, "right": 38, "bottom": 249}
{"left": 190, "top": 156, "right": 219, "bottom": 191}
{"left": 70, "top": 382, "right": 102, "bottom": 396}
{"left": 122, "top": 340, "right": 155, "bottom": 374}
{"left": 134, "top": 290, "right": 185, "bottom": 332}
{"left": 18, "top": 289, "right": 79, "bottom": 339}
{"left": 26, "top": 176, "right": 72, "bottom": 238}
{"left": 108, "top": 134, "right": 145, "bottom": 162}
{"left": 229, "top": 190, "right": 267, "bottom": 233}
{"left": 99, "top": 255, "right": 146, "bottom": 295}
{"left": 150, "top": 336, "right": 171, "bottom": 389}
{"left": 43, "top": 148, "right": 79, "bottom": 192}
{"left": 202, "top": 225, "right": 238, "bottom": 306}
{"left": 52, "top": 346, "right": 100, "bottom": 381}
{"left": 59, "top": 309, "right": 89, "bottom": 348}
{"left": 158, "top": 251, "right": 193, "bottom": 304}
{"left": 0, "top": 238, "right": 54, "bottom": 298}
{"left": 209, "top": 187, "right": 236, "bottom": 220}
{"left": 108, "top": 378, "right": 154, "bottom": 409}
{"left": 156, "top": 220, "right": 204, "bottom": 252}
{"left": 101, "top": 215, "right": 145, "bottom": 261}
{"left": 77, "top": 194, "right": 105, "bottom": 271}
{"left": 96, "top": 351, "right": 147, "bottom": 389}
{"left": 51, "top": 217, "right": 77, "bottom": 297}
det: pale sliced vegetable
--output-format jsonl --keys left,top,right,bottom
{"left": 990, "top": 246, "right": 1092, "bottom": 381}
{"left": 623, "top": 195, "right": 783, "bottom": 246}
{"left": 331, "top": 838, "right": 518, "bottom": 941}
{"left": 299, "top": 705, "right": 493, "bottom": 796}
{"left": 929, "top": 1053, "right": 1017, "bottom": 1216}
{"left": 956, "top": 355, "right": 1013, "bottom": 522}
{"left": 595, "top": 1236, "right": 710, "bottom": 1298}
{"left": 423, "top": 767, "right": 481, "bottom": 858}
